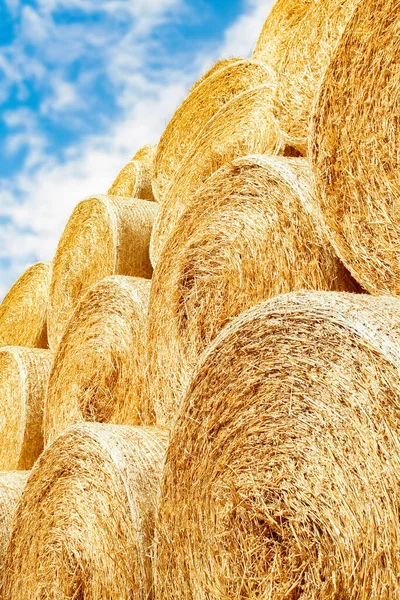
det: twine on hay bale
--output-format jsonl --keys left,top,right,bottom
{"left": 45, "top": 276, "right": 151, "bottom": 446}
{"left": 147, "top": 155, "right": 360, "bottom": 428}
{"left": 3, "top": 423, "right": 168, "bottom": 600}
{"left": 153, "top": 59, "right": 275, "bottom": 202}
{"left": 48, "top": 195, "right": 157, "bottom": 350}
{"left": 156, "top": 291, "right": 400, "bottom": 600}
{"left": 0, "top": 262, "right": 51, "bottom": 349}
{"left": 0, "top": 471, "right": 29, "bottom": 583}
{"left": 0, "top": 347, "right": 52, "bottom": 470}
{"left": 109, "top": 144, "right": 157, "bottom": 201}
{"left": 311, "top": 0, "right": 400, "bottom": 295}
{"left": 150, "top": 84, "right": 283, "bottom": 267}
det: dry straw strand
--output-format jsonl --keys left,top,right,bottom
{"left": 0, "top": 471, "right": 29, "bottom": 584}
{"left": 150, "top": 84, "right": 283, "bottom": 266}
{"left": 0, "top": 262, "right": 52, "bottom": 349}
{"left": 146, "top": 155, "right": 359, "bottom": 428}
{"left": 156, "top": 290, "right": 400, "bottom": 600}
{"left": 48, "top": 195, "right": 157, "bottom": 349}
{"left": 311, "top": 0, "right": 400, "bottom": 295}
{"left": 3, "top": 423, "right": 168, "bottom": 600}
{"left": 0, "top": 347, "right": 52, "bottom": 470}
{"left": 45, "top": 275, "right": 151, "bottom": 445}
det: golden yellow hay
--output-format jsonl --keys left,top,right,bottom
{"left": 150, "top": 84, "right": 282, "bottom": 267}
{"left": 146, "top": 156, "right": 359, "bottom": 428}
{"left": 311, "top": 0, "right": 400, "bottom": 295}
{"left": 156, "top": 291, "right": 400, "bottom": 599}
{"left": 3, "top": 423, "right": 168, "bottom": 600}
{"left": 0, "top": 262, "right": 51, "bottom": 349}
{"left": 0, "top": 471, "right": 29, "bottom": 583}
{"left": 132, "top": 143, "right": 157, "bottom": 165}
{"left": 0, "top": 347, "right": 52, "bottom": 470}
{"left": 45, "top": 276, "right": 151, "bottom": 445}
{"left": 108, "top": 160, "right": 155, "bottom": 201}
{"left": 153, "top": 59, "right": 275, "bottom": 202}
{"left": 48, "top": 195, "right": 157, "bottom": 350}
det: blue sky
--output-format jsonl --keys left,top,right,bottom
{"left": 0, "top": 0, "right": 273, "bottom": 298}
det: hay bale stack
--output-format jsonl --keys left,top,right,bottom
{"left": 0, "top": 347, "right": 52, "bottom": 470}
{"left": 3, "top": 423, "right": 168, "bottom": 600}
{"left": 156, "top": 291, "right": 400, "bottom": 600}
{"left": 311, "top": 0, "right": 400, "bottom": 295}
{"left": 0, "top": 262, "right": 51, "bottom": 349}
{"left": 147, "top": 156, "right": 359, "bottom": 428}
{"left": 153, "top": 59, "right": 275, "bottom": 202}
{"left": 45, "top": 276, "right": 151, "bottom": 445}
{"left": 150, "top": 85, "right": 282, "bottom": 266}
{"left": 48, "top": 195, "right": 157, "bottom": 350}
{"left": 0, "top": 471, "right": 29, "bottom": 582}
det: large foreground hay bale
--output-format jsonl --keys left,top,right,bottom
{"left": 45, "top": 276, "right": 151, "bottom": 445}
{"left": 0, "top": 471, "right": 29, "bottom": 582}
{"left": 150, "top": 84, "right": 282, "bottom": 266}
{"left": 156, "top": 291, "right": 400, "bottom": 599}
{"left": 3, "top": 423, "right": 168, "bottom": 600}
{"left": 0, "top": 347, "right": 52, "bottom": 470}
{"left": 311, "top": 0, "right": 400, "bottom": 295}
{"left": 147, "top": 156, "right": 359, "bottom": 428}
{"left": 48, "top": 195, "right": 157, "bottom": 350}
{"left": 153, "top": 59, "right": 274, "bottom": 202}
{"left": 0, "top": 262, "right": 51, "bottom": 349}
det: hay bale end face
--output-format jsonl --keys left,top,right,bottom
{"left": 3, "top": 423, "right": 169, "bottom": 600}
{"left": 0, "top": 471, "right": 29, "bottom": 583}
{"left": 156, "top": 291, "right": 400, "bottom": 599}
{"left": 48, "top": 195, "right": 157, "bottom": 350}
{"left": 0, "top": 262, "right": 51, "bottom": 349}
{"left": 45, "top": 275, "right": 151, "bottom": 445}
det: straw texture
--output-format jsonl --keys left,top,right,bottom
{"left": 108, "top": 160, "right": 155, "bottom": 201}
{"left": 45, "top": 276, "right": 151, "bottom": 445}
{"left": 0, "top": 262, "right": 51, "bottom": 349}
{"left": 150, "top": 84, "right": 282, "bottom": 266}
{"left": 0, "top": 471, "right": 29, "bottom": 583}
{"left": 311, "top": 0, "right": 400, "bottom": 295}
{"left": 3, "top": 423, "right": 168, "bottom": 600}
{"left": 156, "top": 290, "right": 400, "bottom": 600}
{"left": 133, "top": 144, "right": 157, "bottom": 165}
{"left": 0, "top": 347, "right": 52, "bottom": 470}
{"left": 153, "top": 59, "right": 275, "bottom": 202}
{"left": 48, "top": 195, "right": 157, "bottom": 350}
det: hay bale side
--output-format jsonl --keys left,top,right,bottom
{"left": 146, "top": 156, "right": 360, "bottom": 428}
{"left": 150, "top": 84, "right": 282, "bottom": 267}
{"left": 311, "top": 0, "right": 400, "bottom": 294}
{"left": 108, "top": 160, "right": 155, "bottom": 201}
{"left": 0, "top": 262, "right": 51, "bottom": 349}
{"left": 48, "top": 195, "right": 157, "bottom": 350}
{"left": 0, "top": 347, "right": 52, "bottom": 470}
{"left": 45, "top": 276, "right": 151, "bottom": 445}
{"left": 132, "top": 144, "right": 157, "bottom": 165}
{"left": 0, "top": 471, "right": 29, "bottom": 584}
{"left": 3, "top": 423, "right": 168, "bottom": 600}
{"left": 155, "top": 291, "right": 400, "bottom": 600}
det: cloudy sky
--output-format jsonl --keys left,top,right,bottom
{"left": 0, "top": 0, "right": 273, "bottom": 298}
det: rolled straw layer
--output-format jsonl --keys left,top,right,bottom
{"left": 0, "top": 347, "right": 52, "bottom": 470}
{"left": 153, "top": 59, "right": 275, "bottom": 201}
{"left": 156, "top": 291, "right": 400, "bottom": 600}
{"left": 133, "top": 143, "right": 157, "bottom": 165}
{"left": 311, "top": 0, "right": 400, "bottom": 294}
{"left": 3, "top": 423, "right": 168, "bottom": 600}
{"left": 0, "top": 262, "right": 51, "bottom": 349}
{"left": 0, "top": 471, "right": 29, "bottom": 582}
{"left": 48, "top": 195, "right": 157, "bottom": 350}
{"left": 45, "top": 276, "right": 151, "bottom": 445}
{"left": 147, "top": 156, "right": 359, "bottom": 428}
{"left": 150, "top": 84, "right": 282, "bottom": 266}
{"left": 108, "top": 160, "right": 155, "bottom": 201}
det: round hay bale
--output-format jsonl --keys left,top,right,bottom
{"left": 0, "top": 471, "right": 29, "bottom": 582}
{"left": 0, "top": 347, "right": 52, "bottom": 470}
{"left": 132, "top": 143, "right": 157, "bottom": 165}
{"left": 311, "top": 0, "right": 400, "bottom": 295}
{"left": 147, "top": 156, "right": 360, "bottom": 428}
{"left": 45, "top": 276, "right": 151, "bottom": 445}
{"left": 155, "top": 290, "right": 400, "bottom": 599}
{"left": 48, "top": 195, "right": 157, "bottom": 350}
{"left": 150, "top": 84, "right": 282, "bottom": 266}
{"left": 108, "top": 160, "right": 155, "bottom": 201}
{"left": 3, "top": 423, "right": 168, "bottom": 600}
{"left": 0, "top": 262, "right": 51, "bottom": 349}
{"left": 153, "top": 59, "right": 275, "bottom": 202}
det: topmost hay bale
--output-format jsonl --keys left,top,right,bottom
{"left": 109, "top": 145, "right": 157, "bottom": 201}
{"left": 153, "top": 58, "right": 275, "bottom": 202}
{"left": 48, "top": 195, "right": 157, "bottom": 350}
{"left": 155, "top": 290, "right": 400, "bottom": 600}
{"left": 132, "top": 144, "right": 157, "bottom": 165}
{"left": 0, "top": 262, "right": 51, "bottom": 349}
{"left": 311, "top": 0, "right": 400, "bottom": 295}
{"left": 253, "top": 0, "right": 360, "bottom": 153}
